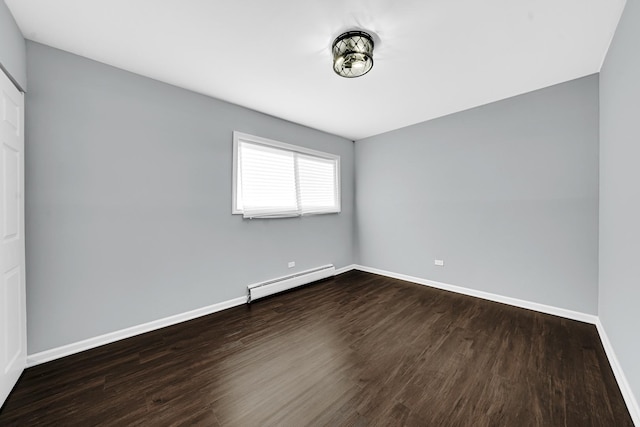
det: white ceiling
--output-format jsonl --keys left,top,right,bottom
{"left": 5, "top": 0, "right": 626, "bottom": 140}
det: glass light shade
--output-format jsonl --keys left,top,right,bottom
{"left": 332, "top": 31, "right": 374, "bottom": 78}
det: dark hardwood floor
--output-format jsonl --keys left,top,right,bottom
{"left": 0, "top": 271, "right": 633, "bottom": 426}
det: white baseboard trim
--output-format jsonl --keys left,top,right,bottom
{"left": 353, "top": 264, "right": 640, "bottom": 423}
{"left": 25, "top": 267, "right": 358, "bottom": 368}
{"left": 26, "top": 296, "right": 247, "bottom": 368}
{"left": 353, "top": 265, "right": 598, "bottom": 324}
{"left": 24, "top": 265, "right": 638, "bottom": 425}
{"left": 334, "top": 264, "right": 357, "bottom": 276}
{"left": 595, "top": 319, "right": 640, "bottom": 426}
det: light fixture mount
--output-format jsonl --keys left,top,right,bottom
{"left": 332, "top": 30, "right": 374, "bottom": 78}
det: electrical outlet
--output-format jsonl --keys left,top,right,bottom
{"left": 434, "top": 259, "right": 444, "bottom": 267}
{"left": 288, "top": 261, "right": 295, "bottom": 268}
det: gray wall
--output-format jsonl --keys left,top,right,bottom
{"left": 355, "top": 75, "right": 599, "bottom": 314}
{"left": 599, "top": 0, "right": 640, "bottom": 407}
{"left": 25, "top": 41, "right": 355, "bottom": 353}
{"left": 0, "top": 0, "right": 26, "bottom": 90}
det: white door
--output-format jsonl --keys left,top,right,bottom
{"left": 0, "top": 68, "right": 26, "bottom": 408}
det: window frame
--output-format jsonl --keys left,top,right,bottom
{"left": 232, "top": 131, "right": 341, "bottom": 217}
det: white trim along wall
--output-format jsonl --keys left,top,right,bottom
{"left": 26, "top": 264, "right": 355, "bottom": 367}
{"left": 351, "top": 265, "right": 639, "bottom": 426}
{"left": 26, "top": 265, "right": 639, "bottom": 425}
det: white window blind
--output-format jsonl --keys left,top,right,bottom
{"left": 233, "top": 132, "right": 340, "bottom": 218}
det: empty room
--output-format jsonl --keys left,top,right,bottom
{"left": 0, "top": 0, "right": 638, "bottom": 425}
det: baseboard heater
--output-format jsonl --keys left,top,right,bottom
{"left": 247, "top": 264, "right": 335, "bottom": 303}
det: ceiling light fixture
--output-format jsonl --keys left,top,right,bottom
{"left": 332, "top": 31, "right": 374, "bottom": 78}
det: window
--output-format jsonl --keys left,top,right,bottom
{"left": 233, "top": 132, "right": 341, "bottom": 218}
